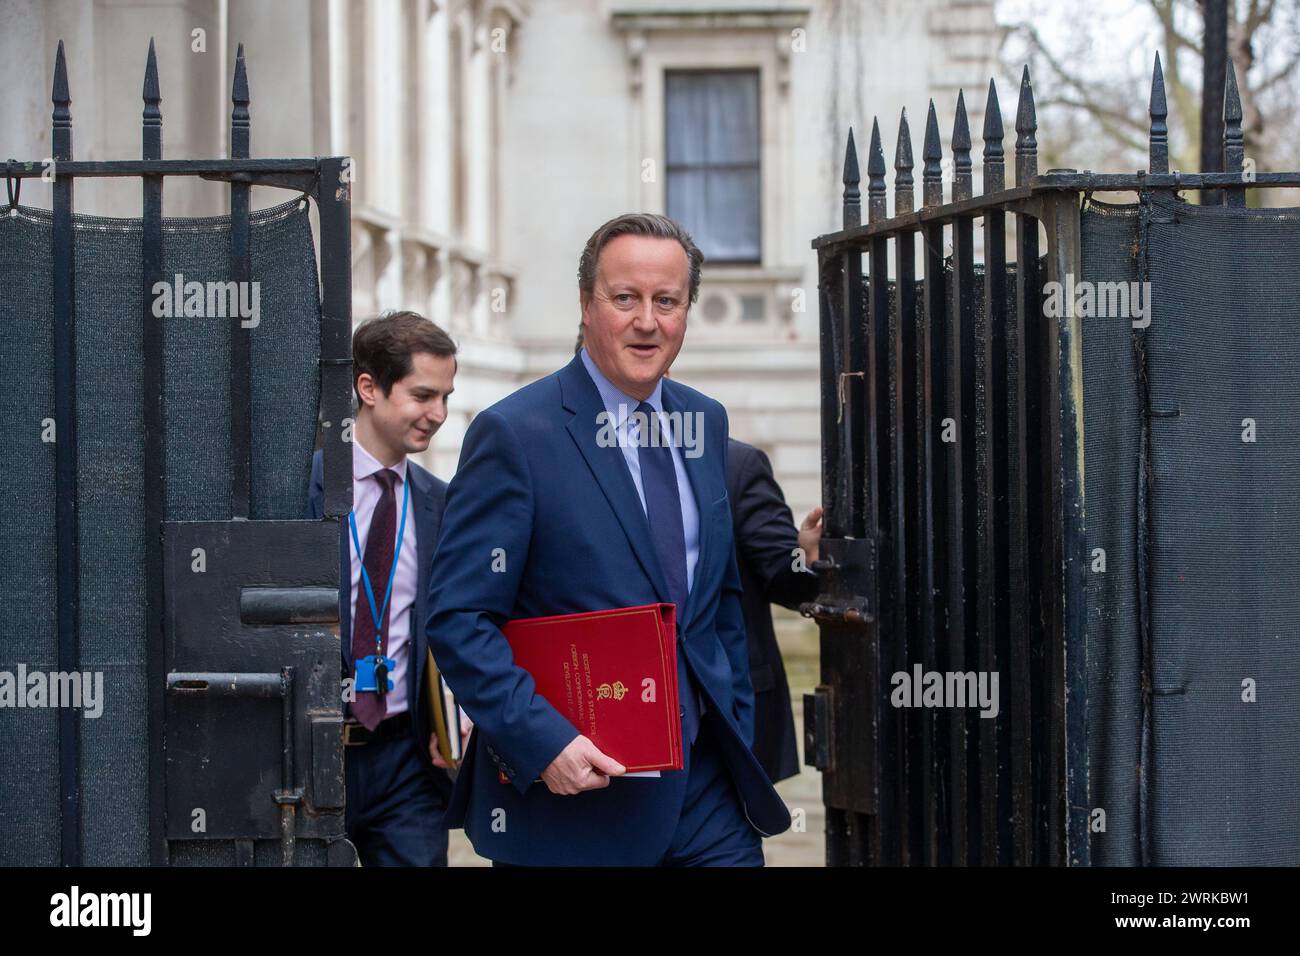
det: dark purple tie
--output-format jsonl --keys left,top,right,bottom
{"left": 351, "top": 468, "right": 397, "bottom": 730}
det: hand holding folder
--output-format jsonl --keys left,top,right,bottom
{"left": 500, "top": 603, "right": 684, "bottom": 784}
{"left": 424, "top": 649, "right": 466, "bottom": 775}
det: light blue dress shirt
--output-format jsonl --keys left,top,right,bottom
{"left": 579, "top": 347, "right": 701, "bottom": 595}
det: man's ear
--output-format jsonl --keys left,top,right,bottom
{"left": 355, "top": 372, "right": 378, "bottom": 409}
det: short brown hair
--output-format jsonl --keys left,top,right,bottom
{"left": 353, "top": 310, "right": 457, "bottom": 401}
{"left": 577, "top": 213, "right": 705, "bottom": 306}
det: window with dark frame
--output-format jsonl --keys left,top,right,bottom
{"left": 665, "top": 69, "right": 761, "bottom": 264}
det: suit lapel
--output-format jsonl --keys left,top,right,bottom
{"left": 408, "top": 464, "right": 438, "bottom": 710}
{"left": 559, "top": 356, "right": 671, "bottom": 606}
{"left": 662, "top": 381, "right": 712, "bottom": 633}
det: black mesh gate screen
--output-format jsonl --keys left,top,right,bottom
{"left": 0, "top": 200, "right": 323, "bottom": 865}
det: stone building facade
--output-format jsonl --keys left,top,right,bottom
{"left": 1, "top": 0, "right": 1005, "bottom": 520}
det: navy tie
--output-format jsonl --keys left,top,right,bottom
{"left": 635, "top": 401, "right": 701, "bottom": 745}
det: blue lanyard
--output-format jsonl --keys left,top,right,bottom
{"left": 348, "top": 473, "right": 410, "bottom": 653}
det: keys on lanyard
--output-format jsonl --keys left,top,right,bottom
{"left": 348, "top": 474, "right": 410, "bottom": 695}
{"left": 353, "top": 654, "right": 393, "bottom": 696}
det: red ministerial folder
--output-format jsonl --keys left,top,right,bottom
{"left": 500, "top": 603, "right": 683, "bottom": 777}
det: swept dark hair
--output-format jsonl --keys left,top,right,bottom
{"left": 352, "top": 310, "right": 457, "bottom": 401}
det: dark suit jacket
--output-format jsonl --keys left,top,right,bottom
{"left": 425, "top": 353, "right": 791, "bottom": 865}
{"left": 306, "top": 448, "right": 453, "bottom": 803}
{"left": 726, "top": 439, "right": 819, "bottom": 783}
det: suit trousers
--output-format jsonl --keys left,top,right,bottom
{"left": 657, "top": 710, "right": 765, "bottom": 867}
{"left": 345, "top": 728, "right": 449, "bottom": 867}
{"left": 490, "top": 710, "right": 764, "bottom": 868}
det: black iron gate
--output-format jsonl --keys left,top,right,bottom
{"left": 805, "top": 55, "right": 1300, "bottom": 866}
{"left": 0, "top": 40, "right": 354, "bottom": 866}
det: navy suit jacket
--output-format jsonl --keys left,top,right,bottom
{"left": 726, "top": 439, "right": 819, "bottom": 783}
{"left": 425, "top": 353, "right": 791, "bottom": 866}
{"left": 305, "top": 448, "right": 453, "bottom": 803}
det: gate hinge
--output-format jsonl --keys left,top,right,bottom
{"left": 803, "top": 684, "right": 834, "bottom": 771}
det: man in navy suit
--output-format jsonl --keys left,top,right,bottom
{"left": 426, "top": 213, "right": 791, "bottom": 866}
{"left": 571, "top": 323, "right": 823, "bottom": 786}
{"left": 305, "top": 310, "right": 468, "bottom": 866}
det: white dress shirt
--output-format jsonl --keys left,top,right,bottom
{"left": 579, "top": 347, "right": 701, "bottom": 594}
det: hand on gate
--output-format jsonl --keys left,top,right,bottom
{"left": 799, "top": 506, "right": 824, "bottom": 566}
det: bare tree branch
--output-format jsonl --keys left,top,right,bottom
{"left": 1149, "top": 0, "right": 1202, "bottom": 168}
{"left": 1230, "top": 1, "right": 1267, "bottom": 150}
{"left": 1254, "top": 51, "right": 1300, "bottom": 91}
{"left": 1040, "top": 97, "right": 1150, "bottom": 152}
{"left": 1153, "top": 0, "right": 1205, "bottom": 54}
{"left": 1017, "top": 21, "right": 1150, "bottom": 134}
{"left": 1039, "top": 95, "right": 1148, "bottom": 136}
{"left": 1245, "top": 0, "right": 1276, "bottom": 35}
{"left": 1001, "top": 0, "right": 1297, "bottom": 173}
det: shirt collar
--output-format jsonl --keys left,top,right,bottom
{"left": 579, "top": 346, "right": 664, "bottom": 426}
{"left": 352, "top": 435, "right": 408, "bottom": 485}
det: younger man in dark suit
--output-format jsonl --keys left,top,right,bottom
{"left": 305, "top": 310, "right": 469, "bottom": 866}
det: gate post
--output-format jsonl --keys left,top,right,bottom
{"left": 1038, "top": 190, "right": 1091, "bottom": 866}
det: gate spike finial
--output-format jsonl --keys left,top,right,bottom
{"left": 1148, "top": 52, "right": 1168, "bottom": 174}
{"left": 231, "top": 42, "right": 250, "bottom": 159}
{"left": 1223, "top": 55, "right": 1244, "bottom": 205}
{"left": 143, "top": 37, "right": 162, "bottom": 159}
{"left": 52, "top": 39, "right": 73, "bottom": 161}
{"left": 842, "top": 127, "right": 861, "bottom": 229}
{"left": 233, "top": 42, "right": 249, "bottom": 105}
{"left": 952, "top": 89, "right": 972, "bottom": 201}
{"left": 1223, "top": 54, "right": 1243, "bottom": 147}
{"left": 982, "top": 78, "right": 1004, "bottom": 194}
{"left": 867, "top": 117, "right": 887, "bottom": 222}
{"left": 53, "top": 39, "right": 70, "bottom": 107}
{"left": 143, "top": 37, "right": 160, "bottom": 104}
{"left": 923, "top": 99, "right": 943, "bottom": 208}
{"left": 1224, "top": 54, "right": 1242, "bottom": 126}
{"left": 894, "top": 108, "right": 914, "bottom": 214}
{"left": 1014, "top": 64, "right": 1037, "bottom": 186}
